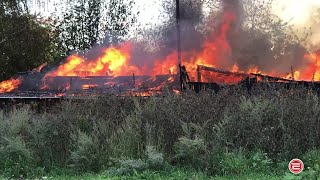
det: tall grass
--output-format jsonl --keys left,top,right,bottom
{"left": 0, "top": 87, "right": 320, "bottom": 177}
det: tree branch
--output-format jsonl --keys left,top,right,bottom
{"left": 0, "top": 38, "right": 6, "bottom": 44}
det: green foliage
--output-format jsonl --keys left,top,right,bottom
{"left": 303, "top": 150, "right": 320, "bottom": 169}
{"left": 105, "top": 146, "right": 165, "bottom": 176}
{"left": 105, "top": 159, "right": 148, "bottom": 176}
{"left": 173, "top": 137, "right": 207, "bottom": 169}
{"left": 69, "top": 130, "right": 99, "bottom": 172}
{"left": 0, "top": 13, "right": 59, "bottom": 80}
{"left": 104, "top": 0, "right": 137, "bottom": 44}
{"left": 0, "top": 137, "right": 35, "bottom": 178}
{"left": 220, "top": 151, "right": 250, "bottom": 175}
{"left": 44, "top": 169, "right": 282, "bottom": 180}
{"left": 283, "top": 168, "right": 320, "bottom": 180}
{"left": 249, "top": 150, "right": 273, "bottom": 172}
{"left": 55, "top": 0, "right": 102, "bottom": 54}
{"left": 56, "top": 0, "right": 137, "bottom": 56}
{"left": 0, "top": 107, "right": 36, "bottom": 178}
{"left": 1, "top": 88, "right": 320, "bottom": 178}
{"left": 146, "top": 146, "right": 166, "bottom": 170}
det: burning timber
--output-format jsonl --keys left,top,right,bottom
{"left": 188, "top": 65, "right": 320, "bottom": 93}
{"left": 0, "top": 72, "right": 180, "bottom": 99}
{"left": 2, "top": 64, "right": 320, "bottom": 102}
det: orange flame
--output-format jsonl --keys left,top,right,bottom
{"left": 82, "top": 84, "right": 98, "bottom": 90}
{"left": 0, "top": 78, "right": 21, "bottom": 93}
{"left": 298, "top": 51, "right": 320, "bottom": 81}
{"left": 45, "top": 43, "right": 140, "bottom": 77}
{"left": 33, "top": 62, "right": 47, "bottom": 72}
{"left": 2, "top": 8, "right": 320, "bottom": 94}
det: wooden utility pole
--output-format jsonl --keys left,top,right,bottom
{"left": 176, "top": 0, "right": 182, "bottom": 90}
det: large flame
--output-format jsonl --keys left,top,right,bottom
{"left": 0, "top": 78, "right": 21, "bottom": 93}
{"left": 45, "top": 43, "right": 139, "bottom": 77}
{"left": 299, "top": 51, "right": 320, "bottom": 81}
{"left": 1, "top": 5, "right": 320, "bottom": 94}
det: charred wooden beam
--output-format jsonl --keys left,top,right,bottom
{"left": 197, "top": 66, "right": 202, "bottom": 82}
{"left": 132, "top": 73, "right": 135, "bottom": 88}
{"left": 250, "top": 73, "right": 294, "bottom": 82}
{"left": 197, "top": 65, "right": 249, "bottom": 77}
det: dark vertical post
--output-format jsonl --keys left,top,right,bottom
{"left": 290, "top": 66, "right": 295, "bottom": 81}
{"left": 132, "top": 73, "right": 135, "bottom": 88}
{"left": 176, "top": 0, "right": 182, "bottom": 90}
{"left": 197, "top": 65, "right": 202, "bottom": 83}
{"left": 70, "top": 77, "right": 73, "bottom": 91}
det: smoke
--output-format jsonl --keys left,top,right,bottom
{"left": 217, "top": 0, "right": 314, "bottom": 75}
{"left": 272, "top": 0, "right": 320, "bottom": 50}
{"left": 128, "top": 0, "right": 313, "bottom": 76}
{"left": 44, "top": 0, "right": 320, "bottom": 79}
{"left": 129, "top": 0, "right": 206, "bottom": 70}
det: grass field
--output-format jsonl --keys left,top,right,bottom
{"left": 48, "top": 173, "right": 283, "bottom": 180}
{"left": 4, "top": 169, "right": 283, "bottom": 180}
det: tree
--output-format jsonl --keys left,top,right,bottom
{"left": 55, "top": 0, "right": 101, "bottom": 55}
{"left": 55, "top": 0, "right": 137, "bottom": 56}
{"left": 103, "top": 0, "right": 137, "bottom": 44}
{"left": 231, "top": 0, "right": 311, "bottom": 74}
{"left": 0, "top": 0, "right": 58, "bottom": 80}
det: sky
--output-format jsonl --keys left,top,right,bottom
{"left": 29, "top": 0, "right": 166, "bottom": 25}
{"left": 29, "top": 0, "right": 320, "bottom": 49}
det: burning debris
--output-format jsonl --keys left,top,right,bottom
{"left": 0, "top": 78, "right": 22, "bottom": 93}
{"left": 1, "top": 1, "right": 320, "bottom": 97}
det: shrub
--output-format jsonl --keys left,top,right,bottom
{"left": 302, "top": 150, "right": 320, "bottom": 171}
{"left": 220, "top": 150, "right": 250, "bottom": 175}
{"left": 146, "top": 146, "right": 166, "bottom": 170}
{"left": 1, "top": 87, "right": 320, "bottom": 177}
{"left": 173, "top": 137, "right": 207, "bottom": 170}
{"left": 248, "top": 150, "right": 273, "bottom": 173}
{"left": 69, "top": 130, "right": 100, "bottom": 172}
{"left": 0, "top": 137, "right": 35, "bottom": 178}
{"left": 104, "top": 159, "right": 148, "bottom": 176}
{"left": 0, "top": 107, "right": 36, "bottom": 178}
{"left": 28, "top": 112, "right": 73, "bottom": 168}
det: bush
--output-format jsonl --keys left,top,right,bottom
{"left": 220, "top": 150, "right": 250, "bottom": 175}
{"left": 146, "top": 146, "right": 166, "bottom": 170}
{"left": 301, "top": 150, "right": 320, "bottom": 168}
{"left": 105, "top": 159, "right": 148, "bottom": 176}
{"left": 248, "top": 150, "right": 273, "bottom": 173}
{"left": 0, "top": 107, "right": 37, "bottom": 178}
{"left": 69, "top": 130, "right": 100, "bottom": 172}
{"left": 0, "top": 137, "right": 35, "bottom": 178}
{"left": 1, "top": 87, "right": 320, "bottom": 177}
{"left": 173, "top": 137, "right": 208, "bottom": 170}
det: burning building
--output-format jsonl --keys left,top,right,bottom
{"left": 1, "top": 0, "right": 320, "bottom": 98}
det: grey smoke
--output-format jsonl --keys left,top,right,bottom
{"left": 59, "top": 0, "right": 313, "bottom": 78}
{"left": 128, "top": 0, "right": 206, "bottom": 72}
{"left": 222, "top": 0, "right": 308, "bottom": 75}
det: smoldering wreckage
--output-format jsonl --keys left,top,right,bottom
{"left": 1, "top": 0, "right": 320, "bottom": 106}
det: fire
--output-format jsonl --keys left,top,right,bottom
{"left": 181, "top": 10, "right": 236, "bottom": 81}
{"left": 45, "top": 43, "right": 139, "bottom": 77}
{"left": 231, "top": 64, "right": 239, "bottom": 72}
{"left": 82, "top": 84, "right": 98, "bottom": 90}
{"left": 299, "top": 51, "right": 320, "bottom": 81}
{"left": 1, "top": 3, "right": 320, "bottom": 95}
{"left": 152, "top": 52, "right": 178, "bottom": 76}
{"left": 33, "top": 62, "right": 47, "bottom": 72}
{"left": 0, "top": 78, "right": 21, "bottom": 93}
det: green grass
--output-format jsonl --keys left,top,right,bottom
{"left": 2, "top": 169, "right": 282, "bottom": 180}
